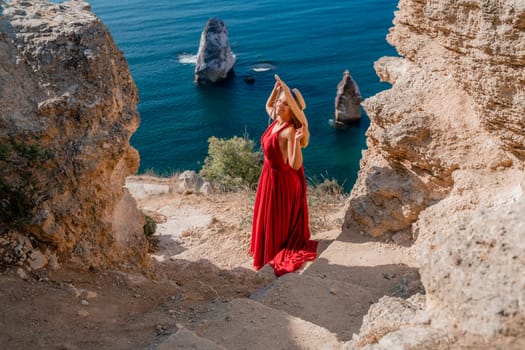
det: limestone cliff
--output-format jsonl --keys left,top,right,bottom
{"left": 346, "top": 0, "right": 525, "bottom": 348}
{"left": 0, "top": 0, "right": 147, "bottom": 269}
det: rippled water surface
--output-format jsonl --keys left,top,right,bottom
{"left": 60, "top": 0, "right": 399, "bottom": 190}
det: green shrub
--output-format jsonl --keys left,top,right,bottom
{"left": 313, "top": 178, "right": 345, "bottom": 197}
{"left": 13, "top": 141, "right": 53, "bottom": 162}
{"left": 306, "top": 173, "right": 348, "bottom": 209}
{"left": 0, "top": 139, "right": 54, "bottom": 228}
{"left": 307, "top": 171, "right": 346, "bottom": 196}
{"left": 0, "top": 142, "right": 10, "bottom": 161}
{"left": 143, "top": 215, "right": 157, "bottom": 237}
{"left": 200, "top": 134, "right": 263, "bottom": 191}
{"left": 143, "top": 214, "right": 159, "bottom": 252}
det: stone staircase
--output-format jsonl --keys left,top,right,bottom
{"left": 155, "top": 228, "right": 419, "bottom": 350}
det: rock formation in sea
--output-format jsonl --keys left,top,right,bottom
{"left": 194, "top": 18, "right": 236, "bottom": 84}
{"left": 0, "top": 0, "right": 147, "bottom": 270}
{"left": 345, "top": 0, "right": 525, "bottom": 348}
{"left": 333, "top": 70, "right": 362, "bottom": 126}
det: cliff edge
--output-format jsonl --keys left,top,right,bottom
{"left": 346, "top": 0, "right": 525, "bottom": 348}
{"left": 0, "top": 0, "right": 147, "bottom": 270}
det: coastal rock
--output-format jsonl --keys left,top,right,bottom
{"left": 347, "top": 0, "right": 525, "bottom": 348}
{"left": 389, "top": 0, "right": 525, "bottom": 161}
{"left": 0, "top": 0, "right": 147, "bottom": 269}
{"left": 194, "top": 18, "right": 236, "bottom": 84}
{"left": 243, "top": 75, "right": 255, "bottom": 84}
{"left": 178, "top": 170, "right": 211, "bottom": 194}
{"left": 346, "top": 294, "right": 426, "bottom": 349}
{"left": 27, "top": 249, "right": 48, "bottom": 270}
{"left": 416, "top": 189, "right": 525, "bottom": 338}
{"left": 333, "top": 70, "right": 362, "bottom": 126}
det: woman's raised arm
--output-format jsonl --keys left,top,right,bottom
{"left": 266, "top": 81, "right": 280, "bottom": 119}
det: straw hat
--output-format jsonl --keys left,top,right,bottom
{"left": 274, "top": 74, "right": 310, "bottom": 148}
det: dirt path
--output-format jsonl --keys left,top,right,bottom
{"left": 0, "top": 175, "right": 348, "bottom": 349}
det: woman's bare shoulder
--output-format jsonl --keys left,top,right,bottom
{"left": 280, "top": 125, "right": 295, "bottom": 139}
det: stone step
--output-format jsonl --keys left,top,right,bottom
{"left": 156, "top": 327, "right": 227, "bottom": 350}
{"left": 195, "top": 298, "right": 342, "bottom": 350}
{"left": 315, "top": 232, "right": 414, "bottom": 268}
{"left": 251, "top": 273, "right": 378, "bottom": 341}
{"left": 303, "top": 239, "right": 421, "bottom": 296}
{"left": 298, "top": 229, "right": 342, "bottom": 273}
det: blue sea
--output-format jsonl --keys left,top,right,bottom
{"left": 64, "top": 0, "right": 398, "bottom": 191}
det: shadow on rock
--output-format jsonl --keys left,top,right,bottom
{"left": 305, "top": 259, "right": 424, "bottom": 337}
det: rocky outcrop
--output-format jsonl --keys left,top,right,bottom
{"left": 194, "top": 18, "right": 235, "bottom": 84}
{"left": 0, "top": 0, "right": 147, "bottom": 269}
{"left": 346, "top": 0, "right": 525, "bottom": 348}
{"left": 349, "top": 294, "right": 426, "bottom": 348}
{"left": 333, "top": 70, "right": 362, "bottom": 126}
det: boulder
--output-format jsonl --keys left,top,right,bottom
{"left": 194, "top": 18, "right": 235, "bottom": 84}
{"left": 243, "top": 75, "right": 255, "bottom": 84}
{"left": 0, "top": 0, "right": 147, "bottom": 269}
{"left": 178, "top": 170, "right": 211, "bottom": 194}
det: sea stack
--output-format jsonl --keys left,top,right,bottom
{"left": 194, "top": 18, "right": 236, "bottom": 84}
{"left": 333, "top": 70, "right": 362, "bottom": 126}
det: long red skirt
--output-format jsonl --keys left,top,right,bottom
{"left": 250, "top": 121, "right": 318, "bottom": 276}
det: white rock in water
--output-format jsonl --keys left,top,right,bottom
{"left": 194, "top": 18, "right": 235, "bottom": 84}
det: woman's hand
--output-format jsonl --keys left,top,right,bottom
{"left": 295, "top": 126, "right": 307, "bottom": 142}
{"left": 267, "top": 81, "right": 282, "bottom": 118}
{"left": 288, "top": 126, "right": 305, "bottom": 169}
{"left": 273, "top": 80, "right": 282, "bottom": 92}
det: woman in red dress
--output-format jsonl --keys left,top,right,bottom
{"left": 250, "top": 74, "right": 318, "bottom": 276}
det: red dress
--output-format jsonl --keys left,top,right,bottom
{"left": 250, "top": 120, "right": 318, "bottom": 276}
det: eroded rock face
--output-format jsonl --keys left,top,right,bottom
{"left": 348, "top": 294, "right": 426, "bottom": 348}
{"left": 0, "top": 0, "right": 147, "bottom": 269}
{"left": 347, "top": 0, "right": 525, "bottom": 348}
{"left": 194, "top": 18, "right": 235, "bottom": 84}
{"left": 390, "top": 0, "right": 525, "bottom": 160}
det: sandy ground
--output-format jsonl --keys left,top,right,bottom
{"left": 0, "top": 175, "right": 347, "bottom": 349}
